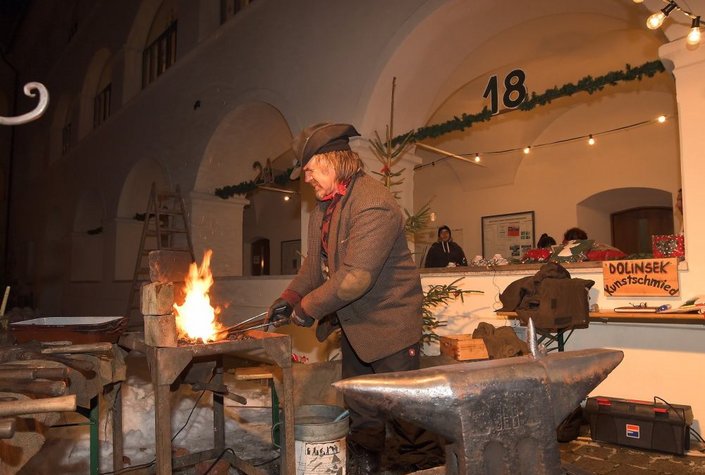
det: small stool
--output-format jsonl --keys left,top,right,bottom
{"left": 233, "top": 366, "right": 281, "bottom": 446}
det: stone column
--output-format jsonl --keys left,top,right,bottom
{"left": 659, "top": 41, "right": 705, "bottom": 294}
{"left": 188, "top": 191, "right": 249, "bottom": 277}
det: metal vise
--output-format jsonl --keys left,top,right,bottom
{"left": 334, "top": 348, "right": 623, "bottom": 474}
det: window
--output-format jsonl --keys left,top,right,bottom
{"left": 142, "top": 21, "right": 177, "bottom": 88}
{"left": 220, "top": 0, "right": 256, "bottom": 24}
{"left": 93, "top": 83, "right": 111, "bottom": 128}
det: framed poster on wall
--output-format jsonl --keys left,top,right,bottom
{"left": 481, "top": 211, "right": 535, "bottom": 259}
{"left": 281, "top": 239, "right": 301, "bottom": 275}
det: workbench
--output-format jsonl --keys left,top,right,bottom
{"left": 116, "top": 330, "right": 296, "bottom": 475}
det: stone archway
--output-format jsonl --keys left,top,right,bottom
{"left": 114, "top": 159, "right": 170, "bottom": 280}
{"left": 193, "top": 101, "right": 296, "bottom": 276}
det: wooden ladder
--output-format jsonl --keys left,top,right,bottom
{"left": 125, "top": 183, "right": 196, "bottom": 328}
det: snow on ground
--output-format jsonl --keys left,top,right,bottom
{"left": 17, "top": 353, "right": 279, "bottom": 474}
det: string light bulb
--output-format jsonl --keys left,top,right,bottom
{"left": 657, "top": 115, "right": 667, "bottom": 123}
{"left": 588, "top": 134, "right": 595, "bottom": 146}
{"left": 474, "top": 153, "right": 481, "bottom": 163}
{"left": 646, "top": 1, "right": 677, "bottom": 30}
{"left": 523, "top": 146, "right": 531, "bottom": 154}
{"left": 687, "top": 16, "right": 701, "bottom": 45}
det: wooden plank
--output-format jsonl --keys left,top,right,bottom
{"left": 0, "top": 395, "right": 76, "bottom": 417}
{"left": 233, "top": 366, "right": 275, "bottom": 381}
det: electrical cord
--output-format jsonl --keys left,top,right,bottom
{"left": 653, "top": 396, "right": 705, "bottom": 449}
{"left": 100, "top": 380, "right": 210, "bottom": 474}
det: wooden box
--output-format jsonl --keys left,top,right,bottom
{"left": 439, "top": 334, "right": 489, "bottom": 361}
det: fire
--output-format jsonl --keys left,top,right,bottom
{"left": 173, "top": 249, "right": 223, "bottom": 342}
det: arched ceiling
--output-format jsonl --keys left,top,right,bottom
{"left": 414, "top": 3, "right": 680, "bottom": 191}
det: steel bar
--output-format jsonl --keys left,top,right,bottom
{"left": 41, "top": 342, "right": 113, "bottom": 355}
{"left": 0, "top": 367, "right": 68, "bottom": 380}
{"left": 0, "top": 394, "right": 76, "bottom": 417}
{"left": 0, "top": 379, "right": 67, "bottom": 397}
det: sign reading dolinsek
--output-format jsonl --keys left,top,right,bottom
{"left": 602, "top": 258, "right": 679, "bottom": 297}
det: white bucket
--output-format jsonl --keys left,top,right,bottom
{"left": 294, "top": 404, "right": 349, "bottom": 475}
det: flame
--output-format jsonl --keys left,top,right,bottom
{"left": 173, "top": 249, "right": 223, "bottom": 342}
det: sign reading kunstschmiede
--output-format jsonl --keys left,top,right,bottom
{"left": 602, "top": 258, "right": 679, "bottom": 297}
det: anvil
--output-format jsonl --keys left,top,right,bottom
{"left": 334, "top": 348, "right": 623, "bottom": 474}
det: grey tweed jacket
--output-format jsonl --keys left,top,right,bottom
{"left": 286, "top": 172, "right": 423, "bottom": 363}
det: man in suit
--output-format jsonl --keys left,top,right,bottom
{"left": 267, "top": 122, "right": 424, "bottom": 474}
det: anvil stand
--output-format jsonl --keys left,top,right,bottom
{"left": 117, "top": 330, "right": 295, "bottom": 475}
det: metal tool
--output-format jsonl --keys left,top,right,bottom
{"left": 213, "top": 311, "right": 269, "bottom": 338}
{"left": 228, "top": 319, "right": 289, "bottom": 334}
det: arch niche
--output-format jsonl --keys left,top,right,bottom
{"left": 359, "top": 0, "right": 679, "bottom": 259}
{"left": 193, "top": 101, "right": 297, "bottom": 277}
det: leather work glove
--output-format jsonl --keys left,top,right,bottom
{"left": 291, "top": 302, "right": 315, "bottom": 327}
{"left": 266, "top": 298, "right": 293, "bottom": 327}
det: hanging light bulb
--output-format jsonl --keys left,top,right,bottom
{"left": 523, "top": 146, "right": 531, "bottom": 155}
{"left": 632, "top": 0, "right": 644, "bottom": 3}
{"left": 474, "top": 153, "right": 481, "bottom": 163}
{"left": 588, "top": 135, "right": 595, "bottom": 146}
{"left": 687, "top": 16, "right": 701, "bottom": 45}
{"left": 283, "top": 195, "right": 290, "bottom": 201}
{"left": 657, "top": 115, "right": 667, "bottom": 123}
{"left": 647, "top": 1, "right": 677, "bottom": 30}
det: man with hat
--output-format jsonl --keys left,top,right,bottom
{"left": 266, "top": 122, "right": 425, "bottom": 473}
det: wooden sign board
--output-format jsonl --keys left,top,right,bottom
{"left": 602, "top": 258, "right": 679, "bottom": 297}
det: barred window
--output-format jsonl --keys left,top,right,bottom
{"left": 220, "top": 0, "right": 256, "bottom": 24}
{"left": 142, "top": 21, "right": 177, "bottom": 88}
{"left": 93, "top": 83, "right": 111, "bottom": 128}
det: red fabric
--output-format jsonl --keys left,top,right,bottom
{"left": 586, "top": 249, "right": 626, "bottom": 261}
{"left": 280, "top": 289, "right": 302, "bottom": 306}
{"left": 523, "top": 248, "right": 551, "bottom": 261}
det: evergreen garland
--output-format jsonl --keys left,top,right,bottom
{"left": 391, "top": 60, "right": 666, "bottom": 146}
{"left": 214, "top": 169, "right": 294, "bottom": 199}
{"left": 211, "top": 60, "right": 666, "bottom": 198}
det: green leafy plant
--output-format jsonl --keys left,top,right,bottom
{"left": 421, "top": 277, "right": 483, "bottom": 349}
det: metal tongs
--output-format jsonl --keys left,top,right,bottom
{"left": 214, "top": 305, "right": 290, "bottom": 338}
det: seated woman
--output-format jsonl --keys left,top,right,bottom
{"left": 424, "top": 225, "right": 468, "bottom": 268}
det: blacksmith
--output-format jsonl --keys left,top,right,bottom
{"left": 266, "top": 122, "right": 424, "bottom": 473}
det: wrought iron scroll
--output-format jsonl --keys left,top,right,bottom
{"left": 0, "top": 82, "right": 49, "bottom": 126}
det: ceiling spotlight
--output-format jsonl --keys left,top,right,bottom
{"left": 687, "top": 16, "right": 701, "bottom": 45}
{"left": 474, "top": 153, "right": 481, "bottom": 163}
{"left": 646, "top": 1, "right": 677, "bottom": 30}
{"left": 657, "top": 115, "right": 667, "bottom": 123}
{"left": 523, "top": 146, "right": 531, "bottom": 154}
{"left": 588, "top": 135, "right": 595, "bottom": 146}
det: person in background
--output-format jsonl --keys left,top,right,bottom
{"left": 563, "top": 227, "right": 588, "bottom": 243}
{"left": 676, "top": 188, "right": 684, "bottom": 234}
{"left": 265, "top": 123, "right": 427, "bottom": 474}
{"left": 424, "top": 225, "right": 468, "bottom": 268}
{"left": 536, "top": 233, "right": 557, "bottom": 249}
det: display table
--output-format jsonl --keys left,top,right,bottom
{"left": 497, "top": 310, "right": 705, "bottom": 325}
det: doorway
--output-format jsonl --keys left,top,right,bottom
{"left": 611, "top": 207, "right": 673, "bottom": 255}
{"left": 251, "top": 238, "right": 270, "bottom": 275}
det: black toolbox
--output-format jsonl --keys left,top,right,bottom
{"left": 584, "top": 396, "right": 693, "bottom": 455}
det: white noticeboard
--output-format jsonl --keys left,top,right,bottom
{"left": 481, "top": 211, "right": 535, "bottom": 259}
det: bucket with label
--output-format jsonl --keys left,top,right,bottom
{"left": 294, "top": 404, "right": 349, "bottom": 475}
